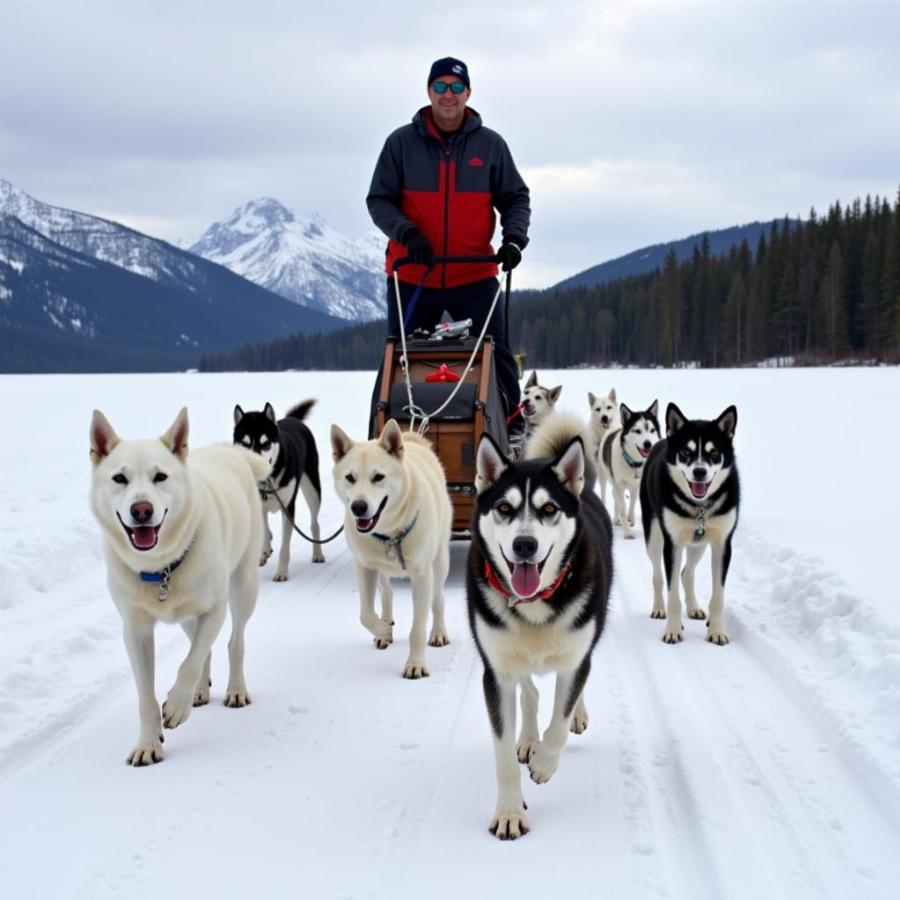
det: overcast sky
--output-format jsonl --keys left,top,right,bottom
{"left": 2, "top": 0, "right": 898, "bottom": 288}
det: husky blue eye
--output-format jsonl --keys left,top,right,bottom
{"left": 112, "top": 473, "right": 128, "bottom": 485}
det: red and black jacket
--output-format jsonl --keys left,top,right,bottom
{"left": 366, "top": 107, "right": 531, "bottom": 288}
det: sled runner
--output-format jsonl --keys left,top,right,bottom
{"left": 371, "top": 256, "right": 514, "bottom": 537}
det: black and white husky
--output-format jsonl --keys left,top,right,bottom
{"left": 598, "top": 400, "right": 660, "bottom": 538}
{"left": 468, "top": 412, "right": 613, "bottom": 840}
{"left": 640, "top": 403, "right": 740, "bottom": 645}
{"left": 233, "top": 401, "right": 325, "bottom": 580}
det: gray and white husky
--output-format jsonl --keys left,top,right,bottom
{"left": 468, "top": 412, "right": 613, "bottom": 839}
{"left": 598, "top": 400, "right": 660, "bottom": 539}
{"left": 640, "top": 403, "right": 740, "bottom": 645}
{"left": 519, "top": 370, "right": 562, "bottom": 445}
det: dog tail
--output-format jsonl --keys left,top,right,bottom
{"left": 234, "top": 445, "right": 271, "bottom": 483}
{"left": 286, "top": 399, "right": 316, "bottom": 422}
{"left": 524, "top": 411, "right": 596, "bottom": 492}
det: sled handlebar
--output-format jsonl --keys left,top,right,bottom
{"left": 392, "top": 254, "right": 500, "bottom": 271}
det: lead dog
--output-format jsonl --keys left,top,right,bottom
{"left": 89, "top": 408, "right": 267, "bottom": 766}
{"left": 598, "top": 400, "right": 660, "bottom": 539}
{"left": 331, "top": 419, "right": 451, "bottom": 679}
{"left": 640, "top": 403, "right": 740, "bottom": 645}
{"left": 233, "top": 400, "right": 325, "bottom": 581}
{"left": 468, "top": 412, "right": 613, "bottom": 839}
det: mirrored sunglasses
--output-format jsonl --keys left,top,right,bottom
{"left": 431, "top": 81, "right": 466, "bottom": 94}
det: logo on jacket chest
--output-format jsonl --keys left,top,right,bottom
{"left": 468, "top": 156, "right": 484, "bottom": 167}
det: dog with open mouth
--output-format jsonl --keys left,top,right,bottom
{"left": 640, "top": 403, "right": 740, "bottom": 645}
{"left": 89, "top": 407, "right": 268, "bottom": 766}
{"left": 331, "top": 419, "right": 452, "bottom": 679}
{"left": 598, "top": 399, "right": 660, "bottom": 539}
{"left": 515, "top": 370, "right": 562, "bottom": 455}
{"left": 468, "top": 411, "right": 613, "bottom": 840}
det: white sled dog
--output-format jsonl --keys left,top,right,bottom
{"left": 587, "top": 389, "right": 618, "bottom": 498}
{"left": 331, "top": 419, "right": 452, "bottom": 679}
{"left": 598, "top": 400, "right": 661, "bottom": 539}
{"left": 90, "top": 408, "right": 267, "bottom": 766}
{"left": 520, "top": 370, "right": 562, "bottom": 445}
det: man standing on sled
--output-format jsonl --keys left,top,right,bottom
{"left": 366, "top": 56, "right": 531, "bottom": 438}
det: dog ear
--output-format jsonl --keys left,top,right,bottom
{"left": 549, "top": 385, "right": 563, "bottom": 404}
{"left": 234, "top": 404, "right": 244, "bottom": 426}
{"left": 609, "top": 388, "right": 616, "bottom": 404}
{"left": 648, "top": 399, "right": 659, "bottom": 419}
{"left": 525, "top": 370, "right": 537, "bottom": 389}
{"left": 161, "top": 408, "right": 189, "bottom": 460}
{"left": 620, "top": 403, "right": 633, "bottom": 427}
{"left": 666, "top": 403, "right": 687, "bottom": 436}
{"left": 475, "top": 433, "right": 508, "bottom": 492}
{"left": 588, "top": 392, "right": 596, "bottom": 407}
{"left": 89, "top": 410, "right": 120, "bottom": 465}
{"left": 330, "top": 424, "right": 354, "bottom": 462}
{"left": 552, "top": 437, "right": 585, "bottom": 497}
{"left": 379, "top": 419, "right": 404, "bottom": 458}
{"left": 264, "top": 403, "right": 277, "bottom": 423}
{"left": 715, "top": 405, "right": 737, "bottom": 439}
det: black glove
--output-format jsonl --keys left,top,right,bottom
{"left": 404, "top": 229, "right": 434, "bottom": 267}
{"left": 497, "top": 241, "right": 523, "bottom": 271}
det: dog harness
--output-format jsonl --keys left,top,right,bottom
{"left": 139, "top": 547, "right": 190, "bottom": 602}
{"left": 484, "top": 559, "right": 573, "bottom": 608}
{"left": 371, "top": 512, "right": 420, "bottom": 570}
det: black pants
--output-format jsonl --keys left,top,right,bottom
{"left": 384, "top": 276, "right": 521, "bottom": 412}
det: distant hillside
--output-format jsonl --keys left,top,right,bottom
{"left": 553, "top": 220, "right": 794, "bottom": 292}
{"left": 0, "top": 212, "right": 345, "bottom": 373}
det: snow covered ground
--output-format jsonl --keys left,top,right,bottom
{"left": 1, "top": 367, "right": 899, "bottom": 900}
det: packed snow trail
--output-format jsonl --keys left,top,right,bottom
{"left": 1, "top": 370, "right": 899, "bottom": 900}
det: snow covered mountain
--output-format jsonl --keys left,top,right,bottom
{"left": 189, "top": 198, "right": 387, "bottom": 322}
{"left": 0, "top": 180, "right": 345, "bottom": 372}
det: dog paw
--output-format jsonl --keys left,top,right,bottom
{"left": 614, "top": 516, "right": 624, "bottom": 526}
{"left": 428, "top": 632, "right": 450, "bottom": 647}
{"left": 374, "top": 636, "right": 392, "bottom": 650}
{"left": 402, "top": 661, "right": 430, "bottom": 679}
{"left": 193, "top": 686, "right": 210, "bottom": 707}
{"left": 162, "top": 688, "right": 193, "bottom": 729}
{"left": 570, "top": 710, "right": 589, "bottom": 735}
{"left": 273, "top": 571, "right": 288, "bottom": 582}
{"left": 489, "top": 806, "right": 530, "bottom": 841}
{"left": 650, "top": 608, "right": 666, "bottom": 619}
{"left": 688, "top": 608, "right": 707, "bottom": 620}
{"left": 224, "top": 688, "right": 252, "bottom": 708}
{"left": 312, "top": 553, "right": 325, "bottom": 564}
{"left": 623, "top": 531, "right": 636, "bottom": 540}
{"left": 259, "top": 549, "right": 273, "bottom": 566}
{"left": 126, "top": 738, "right": 164, "bottom": 767}
{"left": 662, "top": 626, "right": 684, "bottom": 644}
{"left": 706, "top": 628, "right": 730, "bottom": 646}
{"left": 516, "top": 739, "right": 538, "bottom": 764}
{"left": 528, "top": 743, "right": 560, "bottom": 784}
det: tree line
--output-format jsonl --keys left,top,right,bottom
{"left": 200, "top": 187, "right": 900, "bottom": 372}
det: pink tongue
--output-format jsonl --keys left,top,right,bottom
{"left": 690, "top": 482, "right": 709, "bottom": 499}
{"left": 511, "top": 562, "right": 541, "bottom": 598}
{"left": 132, "top": 526, "right": 157, "bottom": 549}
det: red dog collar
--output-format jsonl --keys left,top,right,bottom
{"left": 484, "top": 559, "right": 573, "bottom": 607}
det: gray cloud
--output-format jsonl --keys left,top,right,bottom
{"left": 1, "top": 0, "right": 898, "bottom": 288}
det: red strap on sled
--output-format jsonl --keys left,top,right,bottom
{"left": 425, "top": 363, "right": 460, "bottom": 383}
{"left": 506, "top": 402, "right": 524, "bottom": 425}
